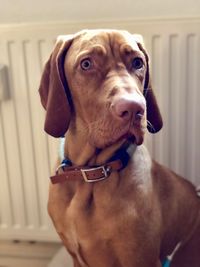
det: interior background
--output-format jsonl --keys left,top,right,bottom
{"left": 0, "top": 1, "right": 199, "bottom": 266}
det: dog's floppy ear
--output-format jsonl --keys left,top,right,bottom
{"left": 39, "top": 35, "right": 74, "bottom": 137}
{"left": 133, "top": 35, "right": 163, "bottom": 133}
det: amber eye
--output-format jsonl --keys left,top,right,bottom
{"left": 80, "top": 58, "right": 92, "bottom": 70}
{"left": 132, "top": 57, "right": 144, "bottom": 69}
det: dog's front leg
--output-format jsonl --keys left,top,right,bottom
{"left": 170, "top": 223, "right": 200, "bottom": 267}
{"left": 73, "top": 260, "right": 82, "bottom": 267}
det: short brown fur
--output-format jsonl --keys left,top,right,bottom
{"left": 39, "top": 30, "right": 200, "bottom": 267}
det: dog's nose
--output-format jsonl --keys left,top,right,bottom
{"left": 111, "top": 96, "right": 145, "bottom": 122}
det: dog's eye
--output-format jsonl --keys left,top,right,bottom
{"left": 132, "top": 57, "right": 144, "bottom": 69}
{"left": 80, "top": 58, "right": 92, "bottom": 70}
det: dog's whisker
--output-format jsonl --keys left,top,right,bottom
{"left": 147, "top": 120, "right": 156, "bottom": 133}
{"left": 144, "top": 87, "right": 152, "bottom": 91}
{"left": 143, "top": 87, "right": 152, "bottom": 97}
{"left": 136, "top": 113, "right": 143, "bottom": 119}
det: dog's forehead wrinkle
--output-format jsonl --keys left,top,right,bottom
{"left": 79, "top": 31, "right": 110, "bottom": 47}
{"left": 75, "top": 30, "right": 139, "bottom": 56}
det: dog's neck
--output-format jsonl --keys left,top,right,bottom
{"left": 64, "top": 127, "right": 132, "bottom": 167}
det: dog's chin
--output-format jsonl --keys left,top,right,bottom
{"left": 125, "top": 133, "right": 144, "bottom": 146}
{"left": 89, "top": 128, "right": 145, "bottom": 149}
{"left": 129, "top": 127, "right": 145, "bottom": 146}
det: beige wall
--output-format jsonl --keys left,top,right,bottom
{"left": 0, "top": 0, "right": 199, "bottom": 24}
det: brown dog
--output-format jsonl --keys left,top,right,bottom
{"left": 39, "top": 30, "right": 200, "bottom": 267}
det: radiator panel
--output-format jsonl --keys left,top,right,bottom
{"left": 0, "top": 19, "right": 199, "bottom": 241}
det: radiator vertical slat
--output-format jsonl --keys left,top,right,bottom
{"left": 195, "top": 36, "right": 200, "bottom": 186}
{"left": 168, "top": 34, "right": 180, "bottom": 173}
{"left": 0, "top": 41, "right": 16, "bottom": 228}
{"left": 24, "top": 39, "right": 52, "bottom": 229}
{"left": 178, "top": 35, "right": 188, "bottom": 177}
{"left": 2, "top": 41, "right": 26, "bottom": 228}
{"left": 8, "top": 40, "right": 42, "bottom": 228}
{"left": 0, "top": 40, "right": 13, "bottom": 228}
{"left": 184, "top": 35, "right": 197, "bottom": 182}
{"left": 143, "top": 35, "right": 153, "bottom": 155}
{"left": 20, "top": 40, "right": 41, "bottom": 228}
{"left": 37, "top": 39, "right": 51, "bottom": 176}
{"left": 23, "top": 40, "right": 43, "bottom": 227}
{"left": 160, "top": 35, "right": 171, "bottom": 167}
{"left": 151, "top": 35, "right": 164, "bottom": 163}
{"left": 0, "top": 96, "right": 13, "bottom": 227}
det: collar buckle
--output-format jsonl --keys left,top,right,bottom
{"left": 81, "top": 166, "right": 111, "bottom": 183}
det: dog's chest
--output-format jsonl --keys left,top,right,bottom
{"left": 63, "top": 182, "right": 151, "bottom": 265}
{"left": 64, "top": 220, "right": 88, "bottom": 266}
{"left": 64, "top": 197, "right": 137, "bottom": 266}
{"left": 61, "top": 146, "right": 153, "bottom": 266}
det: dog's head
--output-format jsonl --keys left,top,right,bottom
{"left": 39, "top": 30, "right": 163, "bottom": 148}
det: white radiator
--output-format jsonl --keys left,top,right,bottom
{"left": 0, "top": 18, "right": 199, "bottom": 242}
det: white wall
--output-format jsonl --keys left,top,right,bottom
{"left": 0, "top": 0, "right": 199, "bottom": 24}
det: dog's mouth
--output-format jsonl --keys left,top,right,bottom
{"left": 126, "top": 126, "right": 145, "bottom": 145}
{"left": 119, "top": 123, "right": 146, "bottom": 146}
{"left": 113, "top": 113, "right": 146, "bottom": 146}
{"left": 89, "top": 119, "right": 146, "bottom": 149}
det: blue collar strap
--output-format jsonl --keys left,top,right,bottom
{"left": 61, "top": 143, "right": 134, "bottom": 170}
{"left": 162, "top": 259, "right": 171, "bottom": 267}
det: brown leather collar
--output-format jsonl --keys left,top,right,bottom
{"left": 50, "top": 159, "right": 123, "bottom": 184}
